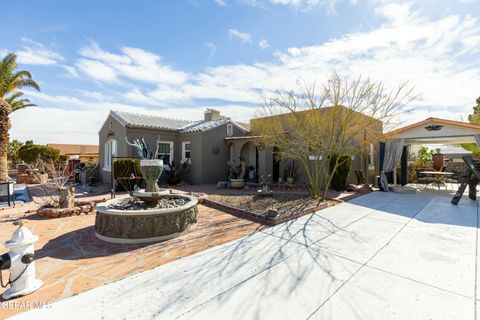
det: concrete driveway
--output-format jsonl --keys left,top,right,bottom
{"left": 12, "top": 191, "right": 479, "bottom": 320}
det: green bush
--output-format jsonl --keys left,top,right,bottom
{"left": 113, "top": 159, "right": 142, "bottom": 191}
{"left": 18, "top": 144, "right": 60, "bottom": 163}
{"left": 329, "top": 154, "right": 352, "bottom": 191}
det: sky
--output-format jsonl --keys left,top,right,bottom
{"left": 1, "top": 0, "right": 480, "bottom": 145}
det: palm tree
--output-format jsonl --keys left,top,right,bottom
{"left": 0, "top": 53, "right": 40, "bottom": 181}
{"left": 5, "top": 92, "right": 36, "bottom": 112}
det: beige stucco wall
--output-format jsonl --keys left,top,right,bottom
{"left": 249, "top": 108, "right": 383, "bottom": 186}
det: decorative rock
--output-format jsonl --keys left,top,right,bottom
{"left": 346, "top": 184, "right": 358, "bottom": 192}
{"left": 217, "top": 181, "right": 229, "bottom": 189}
{"left": 357, "top": 185, "right": 373, "bottom": 194}
{"left": 266, "top": 208, "right": 279, "bottom": 219}
{"left": 36, "top": 201, "right": 97, "bottom": 218}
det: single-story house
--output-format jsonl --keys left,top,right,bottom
{"left": 98, "top": 108, "right": 248, "bottom": 184}
{"left": 99, "top": 106, "right": 383, "bottom": 187}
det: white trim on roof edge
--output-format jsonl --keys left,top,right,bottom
{"left": 98, "top": 110, "right": 125, "bottom": 134}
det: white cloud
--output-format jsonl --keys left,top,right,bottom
{"left": 76, "top": 59, "right": 118, "bottom": 82}
{"left": 9, "top": 92, "right": 256, "bottom": 144}
{"left": 228, "top": 29, "right": 252, "bottom": 43}
{"left": 16, "top": 38, "right": 64, "bottom": 65}
{"left": 258, "top": 39, "right": 270, "bottom": 49}
{"left": 213, "top": 0, "right": 227, "bottom": 5}
{"left": 205, "top": 42, "right": 218, "bottom": 57}
{"left": 62, "top": 65, "right": 79, "bottom": 78}
{"left": 76, "top": 41, "right": 188, "bottom": 85}
{"left": 14, "top": 1, "right": 480, "bottom": 143}
{"left": 269, "top": 0, "right": 301, "bottom": 5}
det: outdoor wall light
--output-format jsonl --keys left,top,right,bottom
{"left": 425, "top": 125, "right": 443, "bottom": 131}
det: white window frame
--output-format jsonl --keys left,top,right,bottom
{"left": 368, "top": 143, "right": 375, "bottom": 170}
{"left": 156, "top": 140, "right": 174, "bottom": 167}
{"left": 181, "top": 141, "right": 191, "bottom": 164}
{"left": 308, "top": 155, "right": 323, "bottom": 161}
{"left": 227, "top": 123, "right": 233, "bottom": 136}
{"left": 103, "top": 139, "right": 117, "bottom": 172}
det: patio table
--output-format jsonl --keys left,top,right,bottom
{"left": 418, "top": 171, "right": 454, "bottom": 190}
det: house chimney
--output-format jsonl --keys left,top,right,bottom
{"left": 204, "top": 108, "right": 221, "bottom": 121}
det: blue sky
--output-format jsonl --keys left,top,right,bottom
{"left": 2, "top": 0, "right": 480, "bottom": 144}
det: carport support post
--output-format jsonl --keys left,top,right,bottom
{"left": 401, "top": 146, "right": 408, "bottom": 186}
{"left": 379, "top": 142, "right": 385, "bottom": 191}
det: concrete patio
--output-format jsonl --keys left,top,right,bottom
{"left": 12, "top": 191, "right": 479, "bottom": 320}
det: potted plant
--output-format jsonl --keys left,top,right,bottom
{"left": 227, "top": 157, "right": 247, "bottom": 188}
{"left": 285, "top": 161, "right": 298, "bottom": 184}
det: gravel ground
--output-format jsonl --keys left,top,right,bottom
{"left": 208, "top": 194, "right": 326, "bottom": 218}
{"left": 108, "top": 196, "right": 190, "bottom": 210}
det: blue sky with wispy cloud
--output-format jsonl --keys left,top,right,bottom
{"left": 2, "top": 0, "right": 480, "bottom": 144}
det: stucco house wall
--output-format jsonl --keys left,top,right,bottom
{"left": 180, "top": 131, "right": 202, "bottom": 184}
{"left": 98, "top": 114, "right": 126, "bottom": 184}
{"left": 200, "top": 124, "right": 246, "bottom": 184}
{"left": 98, "top": 109, "right": 248, "bottom": 186}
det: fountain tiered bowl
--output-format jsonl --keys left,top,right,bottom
{"left": 94, "top": 159, "right": 198, "bottom": 244}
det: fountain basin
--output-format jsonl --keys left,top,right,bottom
{"left": 95, "top": 194, "right": 198, "bottom": 244}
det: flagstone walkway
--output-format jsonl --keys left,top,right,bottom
{"left": 0, "top": 204, "right": 263, "bottom": 318}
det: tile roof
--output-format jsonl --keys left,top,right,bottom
{"left": 111, "top": 110, "right": 192, "bottom": 130}
{"left": 110, "top": 110, "right": 249, "bottom": 134}
{"left": 180, "top": 117, "right": 232, "bottom": 133}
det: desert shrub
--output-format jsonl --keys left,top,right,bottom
{"left": 18, "top": 144, "right": 60, "bottom": 164}
{"left": 329, "top": 154, "right": 352, "bottom": 191}
{"left": 164, "top": 160, "right": 190, "bottom": 185}
{"left": 113, "top": 159, "right": 142, "bottom": 191}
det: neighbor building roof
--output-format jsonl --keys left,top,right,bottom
{"left": 111, "top": 110, "right": 192, "bottom": 130}
{"left": 47, "top": 144, "right": 99, "bottom": 156}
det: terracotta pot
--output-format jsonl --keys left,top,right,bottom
{"left": 230, "top": 178, "right": 245, "bottom": 189}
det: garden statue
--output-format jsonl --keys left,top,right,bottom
{"left": 258, "top": 174, "right": 273, "bottom": 196}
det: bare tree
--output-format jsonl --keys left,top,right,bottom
{"left": 30, "top": 159, "right": 75, "bottom": 208}
{"left": 252, "top": 72, "right": 415, "bottom": 200}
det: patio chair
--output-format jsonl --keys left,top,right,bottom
{"left": 0, "top": 181, "right": 15, "bottom": 206}
{"left": 415, "top": 170, "right": 434, "bottom": 188}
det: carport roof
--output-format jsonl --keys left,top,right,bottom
{"left": 383, "top": 117, "right": 480, "bottom": 144}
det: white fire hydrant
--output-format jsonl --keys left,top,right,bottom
{"left": 0, "top": 220, "right": 43, "bottom": 300}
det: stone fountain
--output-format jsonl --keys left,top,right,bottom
{"left": 95, "top": 137, "right": 198, "bottom": 244}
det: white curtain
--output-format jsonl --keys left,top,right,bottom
{"left": 380, "top": 138, "right": 405, "bottom": 192}
{"left": 475, "top": 134, "right": 480, "bottom": 148}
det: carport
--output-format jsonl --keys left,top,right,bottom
{"left": 379, "top": 117, "right": 480, "bottom": 191}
